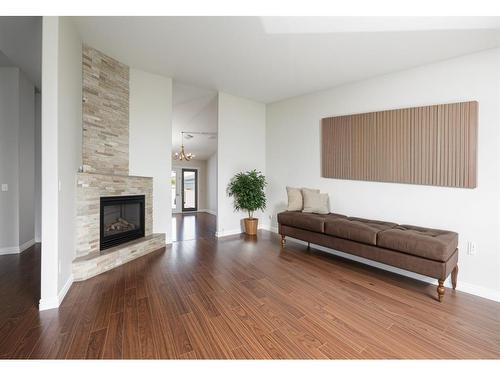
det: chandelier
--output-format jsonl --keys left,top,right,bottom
{"left": 173, "top": 131, "right": 217, "bottom": 161}
{"left": 173, "top": 131, "right": 195, "bottom": 161}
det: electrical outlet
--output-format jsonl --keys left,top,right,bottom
{"left": 466, "top": 241, "right": 477, "bottom": 256}
{"left": 1, "top": 184, "right": 7, "bottom": 192}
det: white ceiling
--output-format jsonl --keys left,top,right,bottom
{"left": 172, "top": 82, "right": 217, "bottom": 160}
{"left": 260, "top": 16, "right": 500, "bottom": 34}
{"left": 0, "top": 17, "right": 41, "bottom": 88}
{"left": 73, "top": 16, "right": 500, "bottom": 103}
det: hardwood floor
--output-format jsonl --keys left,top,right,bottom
{"left": 1, "top": 232, "right": 500, "bottom": 359}
{"left": 0, "top": 244, "right": 41, "bottom": 328}
{"left": 172, "top": 212, "right": 216, "bottom": 242}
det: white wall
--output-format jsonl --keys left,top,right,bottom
{"left": 266, "top": 48, "right": 500, "bottom": 301}
{"left": 34, "top": 92, "right": 41, "bottom": 242}
{"left": 217, "top": 92, "right": 267, "bottom": 236}
{"left": 207, "top": 152, "right": 218, "bottom": 215}
{"left": 0, "top": 67, "right": 35, "bottom": 254}
{"left": 129, "top": 68, "right": 172, "bottom": 243}
{"left": 40, "top": 16, "right": 82, "bottom": 310}
{"left": 18, "top": 71, "right": 35, "bottom": 247}
{"left": 57, "top": 17, "right": 82, "bottom": 295}
{"left": 40, "top": 16, "right": 60, "bottom": 310}
{"left": 0, "top": 68, "right": 20, "bottom": 252}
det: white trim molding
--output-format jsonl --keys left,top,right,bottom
{"left": 215, "top": 223, "right": 274, "bottom": 238}
{"left": 179, "top": 209, "right": 217, "bottom": 216}
{"left": 455, "top": 281, "right": 500, "bottom": 302}
{"left": 20, "top": 239, "right": 36, "bottom": 252}
{"left": 39, "top": 274, "right": 74, "bottom": 311}
{"left": 264, "top": 228, "right": 500, "bottom": 303}
{"left": 38, "top": 296, "right": 59, "bottom": 311}
{"left": 215, "top": 228, "right": 242, "bottom": 238}
{"left": 0, "top": 246, "right": 21, "bottom": 255}
{"left": 0, "top": 239, "right": 36, "bottom": 255}
{"left": 58, "top": 275, "right": 74, "bottom": 304}
{"left": 199, "top": 209, "right": 217, "bottom": 216}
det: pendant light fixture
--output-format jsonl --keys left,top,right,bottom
{"left": 173, "top": 131, "right": 195, "bottom": 161}
{"left": 173, "top": 131, "right": 217, "bottom": 161}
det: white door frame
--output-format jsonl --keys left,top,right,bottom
{"left": 172, "top": 167, "right": 182, "bottom": 214}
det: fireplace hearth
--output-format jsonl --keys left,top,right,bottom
{"left": 100, "top": 195, "right": 145, "bottom": 250}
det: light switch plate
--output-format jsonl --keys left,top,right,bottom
{"left": 1, "top": 184, "right": 7, "bottom": 192}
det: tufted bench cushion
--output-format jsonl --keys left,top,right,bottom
{"left": 377, "top": 224, "right": 458, "bottom": 261}
{"left": 324, "top": 217, "right": 398, "bottom": 246}
{"left": 277, "top": 210, "right": 459, "bottom": 301}
{"left": 277, "top": 211, "right": 346, "bottom": 233}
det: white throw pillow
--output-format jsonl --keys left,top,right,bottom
{"left": 286, "top": 186, "right": 303, "bottom": 211}
{"left": 302, "top": 189, "right": 330, "bottom": 214}
{"left": 286, "top": 187, "right": 320, "bottom": 211}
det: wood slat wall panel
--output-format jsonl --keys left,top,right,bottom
{"left": 321, "top": 101, "right": 478, "bottom": 188}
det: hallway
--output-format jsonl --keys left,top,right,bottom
{"left": 172, "top": 212, "right": 217, "bottom": 242}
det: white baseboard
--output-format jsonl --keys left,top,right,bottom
{"left": 39, "top": 296, "right": 59, "bottom": 311}
{"left": 199, "top": 209, "right": 217, "bottom": 216}
{"left": 216, "top": 228, "right": 242, "bottom": 237}
{"left": 0, "top": 239, "right": 35, "bottom": 255}
{"left": 455, "top": 280, "right": 500, "bottom": 302}
{"left": 263, "top": 227, "right": 500, "bottom": 303}
{"left": 176, "top": 209, "right": 217, "bottom": 216}
{"left": 269, "top": 225, "right": 279, "bottom": 233}
{"left": 58, "top": 275, "right": 74, "bottom": 304}
{"left": 39, "top": 274, "right": 74, "bottom": 311}
{"left": 20, "top": 239, "right": 36, "bottom": 252}
{"left": 259, "top": 224, "right": 274, "bottom": 232}
{"left": 216, "top": 224, "right": 273, "bottom": 238}
{"left": 0, "top": 246, "right": 21, "bottom": 255}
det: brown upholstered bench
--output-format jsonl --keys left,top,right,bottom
{"left": 278, "top": 212, "right": 459, "bottom": 302}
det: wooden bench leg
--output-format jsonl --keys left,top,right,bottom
{"left": 437, "top": 279, "right": 445, "bottom": 302}
{"left": 451, "top": 265, "right": 458, "bottom": 290}
{"left": 280, "top": 235, "right": 286, "bottom": 249}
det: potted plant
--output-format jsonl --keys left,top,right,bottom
{"left": 227, "top": 170, "right": 267, "bottom": 235}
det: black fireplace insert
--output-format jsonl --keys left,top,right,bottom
{"left": 100, "top": 195, "right": 145, "bottom": 250}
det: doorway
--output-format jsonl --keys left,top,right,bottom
{"left": 181, "top": 168, "right": 198, "bottom": 212}
{"left": 171, "top": 82, "right": 218, "bottom": 241}
{"left": 171, "top": 167, "right": 199, "bottom": 213}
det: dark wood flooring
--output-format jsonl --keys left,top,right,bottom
{"left": 172, "top": 212, "right": 216, "bottom": 242}
{"left": 1, "top": 228, "right": 500, "bottom": 359}
{"left": 0, "top": 243, "right": 41, "bottom": 333}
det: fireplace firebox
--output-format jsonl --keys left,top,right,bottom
{"left": 100, "top": 195, "right": 145, "bottom": 250}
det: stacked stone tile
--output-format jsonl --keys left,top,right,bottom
{"left": 82, "top": 44, "right": 130, "bottom": 176}
{"left": 74, "top": 46, "right": 165, "bottom": 281}
{"left": 73, "top": 234, "right": 165, "bottom": 281}
{"left": 75, "top": 173, "right": 154, "bottom": 257}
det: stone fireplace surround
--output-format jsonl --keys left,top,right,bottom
{"left": 72, "top": 172, "right": 165, "bottom": 281}
{"left": 72, "top": 45, "right": 165, "bottom": 281}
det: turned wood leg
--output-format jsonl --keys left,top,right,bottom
{"left": 437, "top": 279, "right": 445, "bottom": 302}
{"left": 451, "top": 265, "right": 458, "bottom": 290}
{"left": 280, "top": 235, "right": 286, "bottom": 248}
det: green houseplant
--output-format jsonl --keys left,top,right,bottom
{"left": 227, "top": 170, "right": 267, "bottom": 235}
